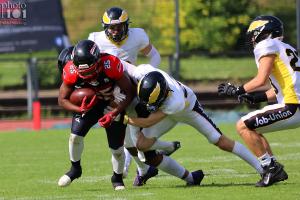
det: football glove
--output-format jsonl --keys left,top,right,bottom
{"left": 218, "top": 83, "right": 245, "bottom": 97}
{"left": 98, "top": 111, "right": 117, "bottom": 128}
{"left": 79, "top": 95, "right": 98, "bottom": 113}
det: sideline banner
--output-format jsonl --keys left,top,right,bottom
{"left": 0, "top": 0, "right": 69, "bottom": 53}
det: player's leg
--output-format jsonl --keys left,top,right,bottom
{"left": 105, "top": 114, "right": 127, "bottom": 190}
{"left": 58, "top": 106, "right": 101, "bottom": 187}
{"left": 237, "top": 104, "right": 300, "bottom": 186}
{"left": 136, "top": 117, "right": 180, "bottom": 154}
{"left": 182, "top": 100, "right": 264, "bottom": 175}
{"left": 125, "top": 125, "right": 158, "bottom": 186}
{"left": 144, "top": 150, "right": 204, "bottom": 186}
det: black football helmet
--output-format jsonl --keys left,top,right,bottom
{"left": 57, "top": 46, "right": 74, "bottom": 73}
{"left": 137, "top": 71, "right": 169, "bottom": 112}
{"left": 246, "top": 15, "right": 283, "bottom": 47}
{"left": 102, "top": 7, "right": 129, "bottom": 42}
{"left": 72, "top": 40, "right": 101, "bottom": 80}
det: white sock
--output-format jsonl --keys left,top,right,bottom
{"left": 258, "top": 152, "right": 272, "bottom": 167}
{"left": 69, "top": 134, "right": 84, "bottom": 162}
{"left": 124, "top": 148, "right": 132, "bottom": 171}
{"left": 157, "top": 155, "right": 186, "bottom": 180}
{"left": 132, "top": 156, "right": 150, "bottom": 176}
{"left": 149, "top": 140, "right": 174, "bottom": 151}
{"left": 111, "top": 146, "right": 125, "bottom": 174}
{"left": 232, "top": 142, "right": 264, "bottom": 174}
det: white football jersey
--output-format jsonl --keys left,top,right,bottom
{"left": 131, "top": 64, "right": 196, "bottom": 115}
{"left": 88, "top": 28, "right": 149, "bottom": 65}
{"left": 254, "top": 38, "right": 300, "bottom": 104}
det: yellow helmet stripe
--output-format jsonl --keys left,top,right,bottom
{"left": 149, "top": 83, "right": 160, "bottom": 104}
{"left": 102, "top": 12, "right": 110, "bottom": 24}
{"left": 119, "top": 10, "right": 128, "bottom": 22}
{"left": 247, "top": 20, "right": 269, "bottom": 32}
{"left": 137, "top": 80, "right": 141, "bottom": 96}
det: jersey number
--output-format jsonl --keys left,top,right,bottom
{"left": 286, "top": 48, "right": 300, "bottom": 71}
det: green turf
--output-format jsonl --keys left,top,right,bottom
{"left": 0, "top": 123, "right": 299, "bottom": 199}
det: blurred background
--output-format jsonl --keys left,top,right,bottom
{"left": 0, "top": 0, "right": 297, "bottom": 129}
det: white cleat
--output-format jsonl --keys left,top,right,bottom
{"left": 58, "top": 175, "right": 72, "bottom": 187}
{"left": 114, "top": 185, "right": 125, "bottom": 191}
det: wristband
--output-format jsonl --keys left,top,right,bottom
{"left": 253, "top": 91, "right": 268, "bottom": 103}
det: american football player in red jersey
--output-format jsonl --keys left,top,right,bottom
{"left": 57, "top": 40, "right": 135, "bottom": 190}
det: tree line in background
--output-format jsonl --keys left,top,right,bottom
{"left": 63, "top": 0, "right": 296, "bottom": 55}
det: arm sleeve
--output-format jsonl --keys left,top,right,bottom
{"left": 146, "top": 45, "right": 161, "bottom": 68}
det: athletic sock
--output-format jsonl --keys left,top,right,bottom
{"left": 232, "top": 141, "right": 264, "bottom": 174}
{"left": 157, "top": 155, "right": 186, "bottom": 180}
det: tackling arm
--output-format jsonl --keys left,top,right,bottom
{"left": 125, "top": 109, "right": 167, "bottom": 128}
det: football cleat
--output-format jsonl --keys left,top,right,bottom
{"left": 58, "top": 165, "right": 82, "bottom": 187}
{"left": 158, "top": 141, "right": 181, "bottom": 156}
{"left": 133, "top": 166, "right": 158, "bottom": 186}
{"left": 111, "top": 172, "right": 125, "bottom": 190}
{"left": 255, "top": 160, "right": 288, "bottom": 187}
{"left": 186, "top": 170, "right": 204, "bottom": 186}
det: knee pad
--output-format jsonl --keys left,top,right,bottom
{"left": 69, "top": 134, "right": 84, "bottom": 144}
{"left": 144, "top": 150, "right": 163, "bottom": 167}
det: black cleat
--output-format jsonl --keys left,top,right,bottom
{"left": 58, "top": 165, "right": 82, "bottom": 187}
{"left": 256, "top": 161, "right": 288, "bottom": 187}
{"left": 186, "top": 170, "right": 204, "bottom": 186}
{"left": 133, "top": 166, "right": 158, "bottom": 186}
{"left": 111, "top": 172, "right": 125, "bottom": 190}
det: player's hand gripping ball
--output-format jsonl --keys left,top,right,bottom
{"left": 70, "top": 88, "right": 97, "bottom": 106}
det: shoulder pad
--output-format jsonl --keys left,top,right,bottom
{"left": 100, "top": 54, "right": 124, "bottom": 80}
{"left": 62, "top": 61, "right": 78, "bottom": 85}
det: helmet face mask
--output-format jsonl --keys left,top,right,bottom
{"left": 137, "top": 71, "right": 169, "bottom": 113}
{"left": 102, "top": 7, "right": 129, "bottom": 43}
{"left": 72, "top": 40, "right": 101, "bottom": 80}
{"left": 246, "top": 15, "right": 283, "bottom": 48}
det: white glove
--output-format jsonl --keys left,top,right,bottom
{"left": 113, "top": 86, "right": 126, "bottom": 103}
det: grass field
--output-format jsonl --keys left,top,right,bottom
{"left": 0, "top": 123, "right": 299, "bottom": 200}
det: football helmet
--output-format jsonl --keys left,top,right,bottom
{"left": 72, "top": 40, "right": 101, "bottom": 80}
{"left": 57, "top": 46, "right": 74, "bottom": 73}
{"left": 137, "top": 71, "right": 169, "bottom": 112}
{"left": 102, "top": 7, "right": 129, "bottom": 42}
{"left": 247, "top": 15, "right": 283, "bottom": 47}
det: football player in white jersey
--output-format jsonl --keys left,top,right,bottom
{"left": 88, "top": 7, "right": 170, "bottom": 185}
{"left": 88, "top": 7, "right": 161, "bottom": 66}
{"left": 120, "top": 64, "right": 264, "bottom": 186}
{"left": 218, "top": 15, "right": 294, "bottom": 187}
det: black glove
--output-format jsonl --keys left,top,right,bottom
{"left": 218, "top": 83, "right": 245, "bottom": 97}
{"left": 238, "top": 91, "right": 268, "bottom": 104}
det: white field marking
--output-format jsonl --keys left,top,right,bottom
{"left": 270, "top": 142, "right": 300, "bottom": 147}
{"left": 14, "top": 192, "right": 154, "bottom": 200}
{"left": 178, "top": 156, "right": 240, "bottom": 163}
{"left": 179, "top": 151, "right": 300, "bottom": 164}
{"left": 38, "top": 175, "right": 111, "bottom": 185}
